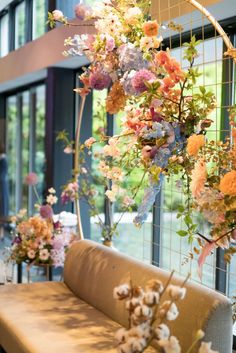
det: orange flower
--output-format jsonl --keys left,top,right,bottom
{"left": 142, "top": 20, "right": 159, "bottom": 37}
{"left": 219, "top": 170, "right": 236, "bottom": 196}
{"left": 106, "top": 82, "right": 126, "bottom": 115}
{"left": 187, "top": 134, "right": 205, "bottom": 156}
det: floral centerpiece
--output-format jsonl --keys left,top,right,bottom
{"left": 49, "top": 0, "right": 236, "bottom": 267}
{"left": 10, "top": 173, "right": 76, "bottom": 267}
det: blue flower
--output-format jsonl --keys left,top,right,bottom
{"left": 142, "top": 122, "right": 165, "bottom": 139}
{"left": 153, "top": 148, "right": 171, "bottom": 168}
{"left": 133, "top": 174, "right": 164, "bottom": 227}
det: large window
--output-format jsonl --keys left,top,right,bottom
{"left": 0, "top": 13, "right": 9, "bottom": 57}
{"left": 32, "top": 0, "right": 46, "bottom": 40}
{"left": 14, "top": 1, "right": 26, "bottom": 49}
{"left": 6, "top": 84, "right": 46, "bottom": 215}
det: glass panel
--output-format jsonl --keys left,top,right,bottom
{"left": 32, "top": 0, "right": 46, "bottom": 40}
{"left": 0, "top": 13, "right": 9, "bottom": 57}
{"left": 15, "top": 1, "right": 26, "bottom": 49}
{"left": 22, "top": 92, "right": 30, "bottom": 209}
{"left": 6, "top": 96, "right": 17, "bottom": 215}
{"left": 35, "top": 85, "right": 46, "bottom": 200}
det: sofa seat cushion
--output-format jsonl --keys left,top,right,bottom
{"left": 0, "top": 281, "right": 121, "bottom": 353}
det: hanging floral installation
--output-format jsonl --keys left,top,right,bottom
{"left": 49, "top": 0, "right": 236, "bottom": 269}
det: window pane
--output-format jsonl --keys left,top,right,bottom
{"left": 35, "top": 85, "right": 46, "bottom": 199}
{"left": 6, "top": 96, "right": 17, "bottom": 215}
{"left": 32, "top": 0, "right": 46, "bottom": 40}
{"left": 0, "top": 13, "right": 9, "bottom": 57}
{"left": 15, "top": 1, "right": 25, "bottom": 49}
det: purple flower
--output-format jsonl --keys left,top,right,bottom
{"left": 89, "top": 70, "right": 111, "bottom": 90}
{"left": 118, "top": 43, "right": 149, "bottom": 72}
{"left": 40, "top": 205, "right": 53, "bottom": 219}
{"left": 12, "top": 236, "right": 22, "bottom": 245}
{"left": 74, "top": 3, "right": 92, "bottom": 20}
{"left": 131, "top": 69, "right": 156, "bottom": 94}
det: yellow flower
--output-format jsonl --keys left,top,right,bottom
{"left": 219, "top": 170, "right": 236, "bottom": 196}
{"left": 187, "top": 134, "right": 205, "bottom": 156}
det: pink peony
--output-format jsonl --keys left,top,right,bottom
{"left": 40, "top": 205, "right": 53, "bottom": 219}
{"left": 131, "top": 69, "right": 156, "bottom": 94}
{"left": 89, "top": 70, "right": 111, "bottom": 90}
{"left": 24, "top": 172, "right": 38, "bottom": 186}
{"left": 74, "top": 3, "right": 92, "bottom": 20}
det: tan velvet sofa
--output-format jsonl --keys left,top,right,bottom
{"left": 0, "top": 239, "right": 233, "bottom": 353}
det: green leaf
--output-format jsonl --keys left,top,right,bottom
{"left": 177, "top": 230, "right": 188, "bottom": 237}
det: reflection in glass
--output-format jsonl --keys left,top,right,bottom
{"left": 32, "top": 0, "right": 46, "bottom": 40}
{"left": 0, "top": 14, "right": 9, "bottom": 57}
{"left": 6, "top": 96, "right": 17, "bottom": 215}
{"left": 15, "top": 1, "right": 25, "bottom": 49}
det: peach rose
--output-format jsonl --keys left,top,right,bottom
{"left": 142, "top": 20, "right": 159, "bottom": 37}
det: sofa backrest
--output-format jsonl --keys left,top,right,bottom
{"left": 64, "top": 239, "right": 232, "bottom": 353}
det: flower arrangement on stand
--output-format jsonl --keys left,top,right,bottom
{"left": 113, "top": 273, "right": 219, "bottom": 353}
{"left": 49, "top": 0, "right": 236, "bottom": 268}
{"left": 10, "top": 173, "right": 76, "bottom": 271}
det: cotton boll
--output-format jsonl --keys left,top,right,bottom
{"left": 115, "top": 328, "right": 129, "bottom": 344}
{"left": 167, "top": 285, "right": 186, "bottom": 300}
{"left": 113, "top": 284, "right": 131, "bottom": 300}
{"left": 166, "top": 303, "right": 179, "bottom": 321}
{"left": 154, "top": 324, "right": 170, "bottom": 340}
{"left": 131, "top": 338, "right": 147, "bottom": 352}
{"left": 143, "top": 290, "right": 160, "bottom": 306}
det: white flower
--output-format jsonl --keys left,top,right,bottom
{"left": 198, "top": 342, "right": 219, "bottom": 353}
{"left": 124, "top": 7, "right": 142, "bottom": 24}
{"left": 167, "top": 285, "right": 186, "bottom": 300}
{"left": 158, "top": 336, "right": 181, "bottom": 353}
{"left": 81, "top": 167, "right": 87, "bottom": 174}
{"left": 113, "top": 284, "right": 131, "bottom": 300}
{"left": 155, "top": 324, "right": 170, "bottom": 340}
{"left": 46, "top": 194, "right": 58, "bottom": 205}
{"left": 48, "top": 187, "right": 56, "bottom": 194}
{"left": 63, "top": 146, "right": 73, "bottom": 154}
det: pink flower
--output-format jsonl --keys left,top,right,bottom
{"left": 24, "top": 173, "right": 38, "bottom": 186}
{"left": 198, "top": 242, "right": 216, "bottom": 279}
{"left": 52, "top": 10, "right": 64, "bottom": 21}
{"left": 74, "top": 3, "right": 92, "bottom": 20}
{"left": 89, "top": 70, "right": 111, "bottom": 90}
{"left": 40, "top": 205, "right": 53, "bottom": 219}
{"left": 84, "top": 137, "right": 96, "bottom": 148}
{"left": 141, "top": 146, "right": 152, "bottom": 160}
{"left": 105, "top": 36, "right": 115, "bottom": 52}
{"left": 131, "top": 69, "right": 156, "bottom": 94}
{"left": 64, "top": 146, "right": 73, "bottom": 154}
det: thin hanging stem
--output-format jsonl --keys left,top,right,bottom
{"left": 74, "top": 95, "right": 86, "bottom": 239}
